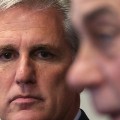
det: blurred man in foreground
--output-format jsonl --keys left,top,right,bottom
{"left": 67, "top": 0, "right": 120, "bottom": 120}
{"left": 0, "top": 0, "right": 89, "bottom": 120}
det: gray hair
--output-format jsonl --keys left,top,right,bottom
{"left": 0, "top": 0, "right": 78, "bottom": 53}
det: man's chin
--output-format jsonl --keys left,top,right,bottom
{"left": 4, "top": 110, "right": 46, "bottom": 120}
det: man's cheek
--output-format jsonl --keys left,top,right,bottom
{"left": 109, "top": 61, "right": 120, "bottom": 95}
{"left": 101, "top": 60, "right": 120, "bottom": 93}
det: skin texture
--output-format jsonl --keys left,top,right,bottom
{"left": 67, "top": 0, "right": 120, "bottom": 120}
{"left": 0, "top": 6, "right": 79, "bottom": 120}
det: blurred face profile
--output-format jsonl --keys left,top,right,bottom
{"left": 68, "top": 0, "right": 120, "bottom": 119}
{"left": 0, "top": 5, "right": 77, "bottom": 120}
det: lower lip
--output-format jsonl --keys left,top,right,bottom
{"left": 13, "top": 98, "right": 38, "bottom": 104}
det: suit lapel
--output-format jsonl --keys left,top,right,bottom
{"left": 78, "top": 109, "right": 89, "bottom": 120}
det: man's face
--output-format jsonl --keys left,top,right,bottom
{"left": 0, "top": 6, "right": 77, "bottom": 120}
{"left": 68, "top": 0, "right": 120, "bottom": 119}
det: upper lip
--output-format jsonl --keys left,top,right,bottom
{"left": 9, "top": 95, "right": 45, "bottom": 103}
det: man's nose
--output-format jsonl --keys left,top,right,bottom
{"left": 15, "top": 55, "right": 36, "bottom": 86}
{"left": 67, "top": 42, "right": 104, "bottom": 90}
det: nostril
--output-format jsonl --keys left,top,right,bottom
{"left": 15, "top": 71, "right": 36, "bottom": 87}
{"left": 16, "top": 78, "right": 36, "bottom": 85}
{"left": 15, "top": 64, "right": 36, "bottom": 85}
{"left": 16, "top": 78, "right": 36, "bottom": 92}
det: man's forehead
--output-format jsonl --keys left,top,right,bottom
{"left": 71, "top": 0, "right": 120, "bottom": 34}
{"left": 71, "top": 0, "right": 120, "bottom": 26}
{"left": 71, "top": 0, "right": 120, "bottom": 16}
{"left": 0, "top": 6, "right": 63, "bottom": 31}
{"left": 72, "top": 0, "right": 119, "bottom": 5}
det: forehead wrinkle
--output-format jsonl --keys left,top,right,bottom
{"left": 0, "top": 24, "right": 47, "bottom": 32}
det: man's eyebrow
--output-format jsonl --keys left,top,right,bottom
{"left": 84, "top": 7, "right": 114, "bottom": 23}
{"left": 30, "top": 44, "right": 61, "bottom": 52}
{"left": 0, "top": 44, "right": 17, "bottom": 50}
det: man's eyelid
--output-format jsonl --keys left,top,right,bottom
{"left": 89, "top": 20, "right": 120, "bottom": 35}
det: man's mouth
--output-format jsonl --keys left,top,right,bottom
{"left": 9, "top": 95, "right": 45, "bottom": 104}
{"left": 8, "top": 95, "right": 46, "bottom": 110}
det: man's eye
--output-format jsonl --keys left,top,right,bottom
{"left": 97, "top": 33, "right": 113, "bottom": 41}
{"left": 93, "top": 28, "right": 118, "bottom": 45}
{"left": 32, "top": 50, "right": 55, "bottom": 60}
{"left": 92, "top": 33, "right": 114, "bottom": 50}
{"left": 0, "top": 51, "right": 17, "bottom": 61}
{"left": 91, "top": 25, "right": 118, "bottom": 43}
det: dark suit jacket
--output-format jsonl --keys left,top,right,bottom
{"left": 78, "top": 109, "right": 89, "bottom": 120}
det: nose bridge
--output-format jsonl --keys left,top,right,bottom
{"left": 80, "top": 40, "right": 94, "bottom": 62}
{"left": 15, "top": 54, "right": 35, "bottom": 83}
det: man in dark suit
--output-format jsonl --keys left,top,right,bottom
{"left": 0, "top": 0, "right": 88, "bottom": 120}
